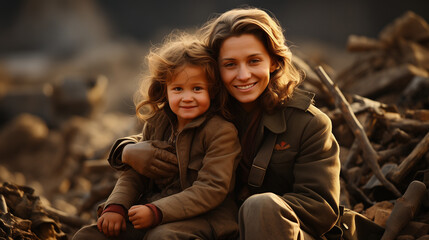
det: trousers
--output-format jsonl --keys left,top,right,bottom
{"left": 72, "top": 214, "right": 236, "bottom": 240}
{"left": 238, "top": 193, "right": 315, "bottom": 240}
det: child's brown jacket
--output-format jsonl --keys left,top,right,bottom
{"left": 105, "top": 111, "right": 241, "bottom": 236}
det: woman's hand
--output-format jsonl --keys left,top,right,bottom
{"left": 97, "top": 212, "right": 126, "bottom": 237}
{"left": 128, "top": 205, "right": 155, "bottom": 229}
{"left": 122, "top": 141, "right": 178, "bottom": 179}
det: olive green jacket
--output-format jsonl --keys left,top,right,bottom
{"left": 251, "top": 89, "right": 341, "bottom": 238}
{"left": 105, "top": 111, "right": 241, "bottom": 237}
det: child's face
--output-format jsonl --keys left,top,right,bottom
{"left": 167, "top": 64, "right": 210, "bottom": 130}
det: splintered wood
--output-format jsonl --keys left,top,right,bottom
{"left": 307, "top": 11, "right": 429, "bottom": 240}
{"left": 338, "top": 11, "right": 429, "bottom": 109}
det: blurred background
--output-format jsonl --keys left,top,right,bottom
{"left": 1, "top": 0, "right": 428, "bottom": 116}
{"left": 0, "top": 0, "right": 429, "bottom": 238}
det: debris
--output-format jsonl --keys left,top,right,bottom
{"left": 315, "top": 66, "right": 401, "bottom": 197}
{"left": 1, "top": 7, "right": 429, "bottom": 240}
{"left": 381, "top": 180, "right": 427, "bottom": 240}
{"left": 0, "top": 182, "right": 68, "bottom": 240}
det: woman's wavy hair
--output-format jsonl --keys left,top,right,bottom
{"left": 199, "top": 7, "right": 303, "bottom": 113}
{"left": 135, "top": 32, "right": 229, "bottom": 121}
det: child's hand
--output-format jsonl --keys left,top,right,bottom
{"left": 97, "top": 212, "right": 126, "bottom": 237}
{"left": 128, "top": 205, "right": 155, "bottom": 229}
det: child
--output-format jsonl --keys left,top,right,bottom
{"left": 72, "top": 33, "right": 241, "bottom": 240}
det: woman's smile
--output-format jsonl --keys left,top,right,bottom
{"left": 235, "top": 82, "right": 257, "bottom": 91}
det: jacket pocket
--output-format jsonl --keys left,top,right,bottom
{"left": 270, "top": 148, "right": 297, "bottom": 164}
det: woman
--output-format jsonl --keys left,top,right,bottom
{"left": 109, "top": 7, "right": 340, "bottom": 240}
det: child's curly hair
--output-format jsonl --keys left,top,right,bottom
{"left": 135, "top": 32, "right": 229, "bottom": 121}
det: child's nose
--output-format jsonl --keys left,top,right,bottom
{"left": 182, "top": 91, "right": 193, "bottom": 101}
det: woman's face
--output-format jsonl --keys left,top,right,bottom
{"left": 218, "top": 34, "right": 276, "bottom": 111}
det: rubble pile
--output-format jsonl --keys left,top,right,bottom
{"left": 0, "top": 1, "right": 149, "bottom": 239}
{"left": 300, "top": 11, "right": 429, "bottom": 240}
{"left": 0, "top": 183, "right": 67, "bottom": 240}
{"left": 0, "top": 111, "right": 137, "bottom": 239}
{"left": 0, "top": 7, "right": 428, "bottom": 240}
{"left": 338, "top": 11, "right": 429, "bottom": 110}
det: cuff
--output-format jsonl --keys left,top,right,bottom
{"left": 145, "top": 204, "right": 163, "bottom": 227}
{"left": 108, "top": 139, "right": 137, "bottom": 170}
{"left": 102, "top": 204, "right": 127, "bottom": 219}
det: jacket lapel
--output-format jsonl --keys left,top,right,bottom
{"left": 261, "top": 88, "right": 315, "bottom": 134}
{"left": 248, "top": 89, "right": 315, "bottom": 187}
{"left": 175, "top": 115, "right": 207, "bottom": 189}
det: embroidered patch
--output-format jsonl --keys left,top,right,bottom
{"left": 274, "top": 141, "right": 290, "bottom": 150}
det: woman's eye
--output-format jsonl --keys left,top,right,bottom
{"left": 249, "top": 59, "right": 261, "bottom": 64}
{"left": 223, "top": 62, "right": 235, "bottom": 68}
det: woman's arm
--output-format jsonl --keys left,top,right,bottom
{"left": 107, "top": 125, "right": 178, "bottom": 178}
{"left": 282, "top": 109, "right": 341, "bottom": 237}
{"left": 122, "top": 141, "right": 178, "bottom": 178}
{"left": 107, "top": 134, "right": 143, "bottom": 170}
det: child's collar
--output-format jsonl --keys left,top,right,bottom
{"left": 160, "top": 106, "right": 211, "bottom": 132}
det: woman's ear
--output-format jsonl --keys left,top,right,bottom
{"left": 270, "top": 62, "right": 278, "bottom": 73}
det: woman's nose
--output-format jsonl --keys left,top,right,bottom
{"left": 236, "top": 65, "right": 251, "bottom": 81}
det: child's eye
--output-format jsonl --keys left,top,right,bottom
{"left": 193, "top": 86, "right": 203, "bottom": 91}
{"left": 173, "top": 87, "right": 182, "bottom": 91}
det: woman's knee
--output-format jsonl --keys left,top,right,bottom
{"left": 241, "top": 192, "right": 285, "bottom": 213}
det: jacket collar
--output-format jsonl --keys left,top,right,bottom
{"left": 181, "top": 114, "right": 208, "bottom": 130}
{"left": 262, "top": 88, "right": 315, "bottom": 134}
{"left": 146, "top": 105, "right": 209, "bottom": 132}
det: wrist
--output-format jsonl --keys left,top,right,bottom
{"left": 122, "top": 144, "right": 132, "bottom": 164}
{"left": 102, "top": 204, "right": 127, "bottom": 219}
{"left": 145, "top": 204, "right": 162, "bottom": 227}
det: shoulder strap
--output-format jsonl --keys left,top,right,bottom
{"left": 248, "top": 130, "right": 277, "bottom": 187}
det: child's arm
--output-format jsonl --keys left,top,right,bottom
{"left": 98, "top": 169, "right": 148, "bottom": 234}
{"left": 104, "top": 169, "right": 147, "bottom": 209}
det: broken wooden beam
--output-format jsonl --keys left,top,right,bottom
{"left": 387, "top": 131, "right": 429, "bottom": 184}
{"left": 314, "top": 65, "right": 401, "bottom": 197}
{"left": 342, "top": 64, "right": 428, "bottom": 98}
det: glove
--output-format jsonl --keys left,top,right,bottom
{"left": 122, "top": 140, "right": 178, "bottom": 179}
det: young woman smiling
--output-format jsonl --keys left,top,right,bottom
{"left": 198, "top": 8, "right": 341, "bottom": 239}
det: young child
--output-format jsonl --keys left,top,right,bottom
{"left": 73, "top": 33, "right": 241, "bottom": 240}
